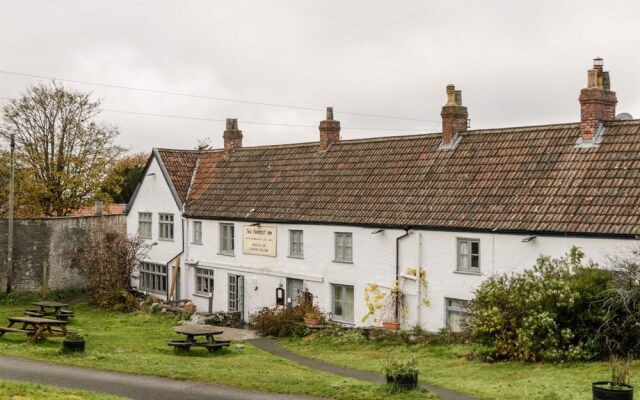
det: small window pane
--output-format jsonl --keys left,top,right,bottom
{"left": 457, "top": 239, "right": 480, "bottom": 271}
{"left": 193, "top": 221, "right": 202, "bottom": 244}
{"left": 290, "top": 230, "right": 303, "bottom": 257}
{"left": 332, "top": 284, "right": 354, "bottom": 323}
{"left": 138, "top": 213, "right": 152, "bottom": 239}
{"left": 159, "top": 214, "right": 174, "bottom": 240}
{"left": 335, "top": 233, "right": 353, "bottom": 262}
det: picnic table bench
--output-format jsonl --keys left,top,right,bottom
{"left": 168, "top": 324, "right": 230, "bottom": 353}
{"left": 26, "top": 301, "right": 74, "bottom": 321}
{"left": 0, "top": 316, "right": 70, "bottom": 344}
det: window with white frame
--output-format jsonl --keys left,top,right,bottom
{"left": 289, "top": 230, "right": 303, "bottom": 258}
{"left": 139, "top": 262, "right": 167, "bottom": 293}
{"left": 457, "top": 238, "right": 480, "bottom": 272}
{"left": 159, "top": 213, "right": 174, "bottom": 240}
{"left": 138, "top": 212, "right": 152, "bottom": 239}
{"left": 195, "top": 267, "right": 214, "bottom": 295}
{"left": 446, "top": 298, "right": 470, "bottom": 332}
{"left": 334, "top": 232, "right": 353, "bottom": 262}
{"left": 220, "top": 223, "right": 234, "bottom": 254}
{"left": 331, "top": 284, "right": 354, "bottom": 323}
{"left": 192, "top": 221, "right": 202, "bottom": 244}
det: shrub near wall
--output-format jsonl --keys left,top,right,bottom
{"left": 468, "top": 247, "right": 612, "bottom": 362}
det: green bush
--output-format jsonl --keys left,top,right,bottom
{"left": 468, "top": 247, "right": 612, "bottom": 362}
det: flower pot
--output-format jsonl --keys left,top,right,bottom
{"left": 304, "top": 317, "right": 320, "bottom": 327}
{"left": 592, "top": 382, "right": 634, "bottom": 400}
{"left": 62, "top": 339, "right": 85, "bottom": 353}
{"left": 386, "top": 372, "right": 418, "bottom": 390}
{"left": 382, "top": 321, "right": 400, "bottom": 331}
{"left": 184, "top": 303, "right": 196, "bottom": 314}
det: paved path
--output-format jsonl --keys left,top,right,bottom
{"left": 249, "top": 338, "right": 484, "bottom": 400}
{"left": 0, "top": 355, "right": 325, "bottom": 400}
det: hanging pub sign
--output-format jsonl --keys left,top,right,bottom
{"left": 243, "top": 225, "right": 277, "bottom": 256}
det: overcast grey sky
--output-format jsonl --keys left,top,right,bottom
{"left": 1, "top": 0, "right": 640, "bottom": 154}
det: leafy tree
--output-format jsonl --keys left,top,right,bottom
{"left": 0, "top": 82, "right": 124, "bottom": 216}
{"left": 99, "top": 152, "right": 148, "bottom": 204}
{"left": 69, "top": 229, "right": 152, "bottom": 311}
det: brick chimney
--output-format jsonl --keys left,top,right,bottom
{"left": 319, "top": 107, "right": 340, "bottom": 150}
{"left": 579, "top": 58, "right": 617, "bottom": 142}
{"left": 223, "top": 118, "right": 243, "bottom": 154}
{"left": 440, "top": 84, "right": 468, "bottom": 146}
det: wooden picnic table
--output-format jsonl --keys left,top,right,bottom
{"left": 26, "top": 301, "right": 74, "bottom": 320}
{"left": 0, "top": 316, "right": 70, "bottom": 344}
{"left": 169, "top": 324, "right": 230, "bottom": 353}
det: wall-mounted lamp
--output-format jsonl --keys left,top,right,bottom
{"left": 521, "top": 235, "right": 537, "bottom": 243}
{"left": 371, "top": 229, "right": 385, "bottom": 234}
{"left": 250, "top": 222, "right": 261, "bottom": 227}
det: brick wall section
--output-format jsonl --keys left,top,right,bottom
{"left": 441, "top": 105, "right": 468, "bottom": 145}
{"left": 319, "top": 107, "right": 340, "bottom": 150}
{"left": 223, "top": 118, "right": 243, "bottom": 154}
{"left": 440, "top": 85, "right": 468, "bottom": 145}
{"left": 579, "top": 88, "right": 617, "bottom": 141}
{"left": 0, "top": 215, "right": 125, "bottom": 293}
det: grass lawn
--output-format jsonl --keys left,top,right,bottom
{"left": 0, "top": 302, "right": 437, "bottom": 400}
{"left": 0, "top": 380, "right": 126, "bottom": 400}
{"left": 278, "top": 334, "right": 637, "bottom": 400}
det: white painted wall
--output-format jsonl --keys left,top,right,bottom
{"left": 126, "top": 156, "right": 184, "bottom": 300}
{"left": 181, "top": 219, "right": 637, "bottom": 331}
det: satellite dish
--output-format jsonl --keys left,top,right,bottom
{"left": 616, "top": 112, "right": 633, "bottom": 120}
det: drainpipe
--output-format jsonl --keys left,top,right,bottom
{"left": 395, "top": 227, "right": 411, "bottom": 321}
{"left": 416, "top": 233, "right": 423, "bottom": 326}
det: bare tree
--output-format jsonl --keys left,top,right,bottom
{"left": 1, "top": 82, "right": 124, "bottom": 216}
{"left": 69, "top": 229, "right": 153, "bottom": 311}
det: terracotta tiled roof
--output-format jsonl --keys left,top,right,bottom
{"left": 158, "top": 120, "right": 640, "bottom": 236}
{"left": 156, "top": 150, "right": 199, "bottom": 204}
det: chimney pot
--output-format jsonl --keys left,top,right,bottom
{"left": 593, "top": 57, "right": 604, "bottom": 69}
{"left": 326, "top": 107, "right": 333, "bottom": 120}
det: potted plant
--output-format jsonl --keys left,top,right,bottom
{"left": 62, "top": 332, "right": 85, "bottom": 353}
{"left": 592, "top": 253, "right": 640, "bottom": 400}
{"left": 299, "top": 291, "right": 324, "bottom": 327}
{"left": 383, "top": 353, "right": 419, "bottom": 391}
{"left": 362, "top": 281, "right": 408, "bottom": 331}
{"left": 381, "top": 286, "right": 407, "bottom": 331}
{"left": 592, "top": 356, "right": 633, "bottom": 400}
{"left": 303, "top": 311, "right": 321, "bottom": 327}
{"left": 184, "top": 302, "right": 196, "bottom": 314}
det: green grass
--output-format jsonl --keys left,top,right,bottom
{"left": 0, "top": 302, "right": 438, "bottom": 400}
{"left": 0, "top": 380, "right": 126, "bottom": 399}
{"left": 278, "top": 334, "right": 636, "bottom": 400}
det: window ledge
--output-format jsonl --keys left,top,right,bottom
{"left": 217, "top": 252, "right": 235, "bottom": 257}
{"left": 332, "top": 260, "right": 353, "bottom": 264}
{"left": 288, "top": 255, "right": 304, "bottom": 260}
{"left": 158, "top": 238, "right": 174, "bottom": 242}
{"left": 454, "top": 270, "right": 481, "bottom": 276}
{"left": 330, "top": 318, "right": 355, "bottom": 326}
{"left": 191, "top": 242, "right": 203, "bottom": 246}
{"left": 193, "top": 293, "right": 214, "bottom": 299}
